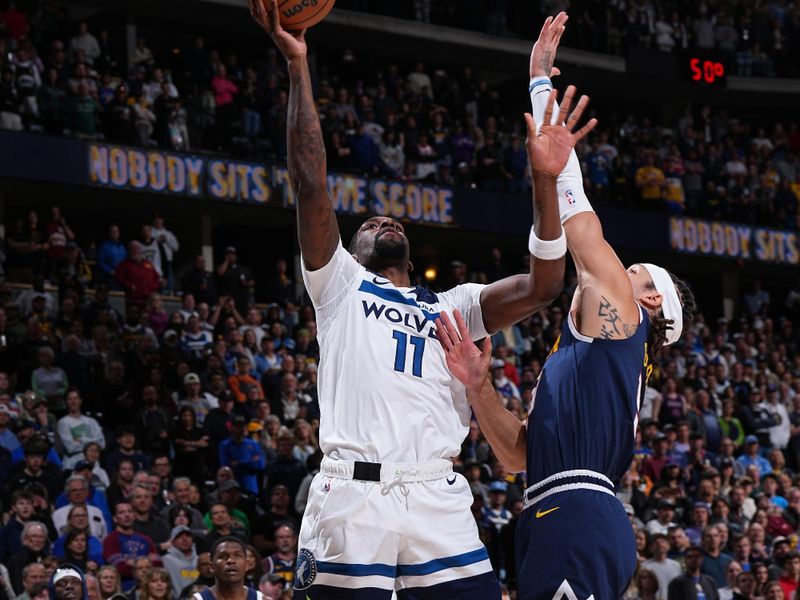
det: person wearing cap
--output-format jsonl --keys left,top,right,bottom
{"left": 258, "top": 572, "right": 284, "bottom": 600}
{"left": 48, "top": 564, "right": 88, "bottom": 600}
{"left": 736, "top": 435, "right": 772, "bottom": 477}
{"left": 642, "top": 432, "right": 672, "bottom": 484}
{"left": 56, "top": 389, "right": 105, "bottom": 470}
{"left": 769, "top": 537, "right": 792, "bottom": 580}
{"left": 218, "top": 414, "right": 265, "bottom": 495}
{"left": 685, "top": 502, "right": 711, "bottom": 547}
{"left": 5, "top": 435, "right": 62, "bottom": 505}
{"left": 177, "top": 373, "right": 218, "bottom": 426}
{"left": 482, "top": 481, "right": 512, "bottom": 533}
{"left": 641, "top": 533, "right": 682, "bottom": 598}
{"left": 491, "top": 359, "right": 521, "bottom": 404}
{"left": 646, "top": 499, "right": 678, "bottom": 536}
{"left": 203, "top": 480, "right": 252, "bottom": 537}
{"left": 215, "top": 247, "right": 254, "bottom": 312}
{"left": 162, "top": 525, "right": 198, "bottom": 598}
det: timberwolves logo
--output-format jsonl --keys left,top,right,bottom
{"left": 565, "top": 189, "right": 576, "bottom": 205}
{"left": 294, "top": 549, "right": 317, "bottom": 590}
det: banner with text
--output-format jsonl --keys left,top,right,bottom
{"left": 670, "top": 216, "right": 799, "bottom": 266}
{"left": 87, "top": 143, "right": 455, "bottom": 227}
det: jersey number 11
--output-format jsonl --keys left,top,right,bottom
{"left": 392, "top": 330, "right": 426, "bottom": 377}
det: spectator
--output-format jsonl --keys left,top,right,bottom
{"left": 56, "top": 388, "right": 104, "bottom": 469}
{"left": 778, "top": 552, "right": 800, "bottom": 600}
{"left": 0, "top": 489, "right": 35, "bottom": 563}
{"left": 31, "top": 347, "right": 68, "bottom": 413}
{"left": 150, "top": 215, "right": 179, "bottom": 292}
{"left": 215, "top": 249, "right": 254, "bottom": 312}
{"left": 218, "top": 414, "right": 265, "bottom": 495}
{"left": 667, "top": 545, "right": 719, "bottom": 600}
{"left": 69, "top": 22, "right": 100, "bottom": 65}
{"left": 735, "top": 435, "right": 772, "bottom": 477}
{"left": 7, "top": 521, "right": 49, "bottom": 592}
{"left": 52, "top": 474, "right": 108, "bottom": 538}
{"left": 162, "top": 525, "right": 198, "bottom": 597}
{"left": 115, "top": 242, "right": 162, "bottom": 311}
{"left": 700, "top": 525, "right": 733, "bottom": 588}
{"left": 102, "top": 501, "right": 161, "bottom": 590}
{"left": 131, "top": 484, "right": 170, "bottom": 550}
{"left": 642, "top": 533, "right": 682, "bottom": 597}
{"left": 97, "top": 226, "right": 126, "bottom": 288}
{"left": 181, "top": 256, "right": 216, "bottom": 306}
{"left": 263, "top": 524, "right": 297, "bottom": 589}
{"left": 15, "top": 563, "right": 47, "bottom": 600}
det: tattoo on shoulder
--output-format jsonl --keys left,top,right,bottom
{"left": 597, "top": 296, "right": 637, "bottom": 340}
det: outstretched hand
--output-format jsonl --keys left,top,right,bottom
{"left": 530, "top": 12, "right": 568, "bottom": 79}
{"left": 249, "top": 0, "right": 307, "bottom": 62}
{"left": 435, "top": 310, "right": 492, "bottom": 391}
{"left": 524, "top": 86, "right": 597, "bottom": 178}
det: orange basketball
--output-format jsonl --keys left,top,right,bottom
{"left": 271, "top": 0, "right": 335, "bottom": 29}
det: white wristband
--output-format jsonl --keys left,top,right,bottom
{"left": 529, "top": 226, "right": 566, "bottom": 260}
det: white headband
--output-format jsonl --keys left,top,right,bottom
{"left": 53, "top": 568, "right": 82, "bottom": 585}
{"left": 641, "top": 263, "right": 684, "bottom": 346}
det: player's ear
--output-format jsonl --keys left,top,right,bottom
{"left": 408, "top": 260, "right": 414, "bottom": 273}
{"left": 639, "top": 291, "right": 663, "bottom": 312}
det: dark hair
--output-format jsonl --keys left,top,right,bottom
{"left": 12, "top": 489, "right": 34, "bottom": 505}
{"left": 167, "top": 504, "right": 191, "bottom": 528}
{"left": 210, "top": 536, "right": 246, "bottom": 559}
{"left": 647, "top": 272, "right": 696, "bottom": 363}
{"left": 64, "top": 528, "right": 88, "bottom": 557}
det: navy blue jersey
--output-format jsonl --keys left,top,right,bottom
{"left": 526, "top": 308, "right": 651, "bottom": 486}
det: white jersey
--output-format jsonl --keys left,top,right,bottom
{"left": 303, "top": 242, "right": 488, "bottom": 463}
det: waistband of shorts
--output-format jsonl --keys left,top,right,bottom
{"left": 522, "top": 469, "right": 615, "bottom": 510}
{"left": 320, "top": 456, "right": 453, "bottom": 482}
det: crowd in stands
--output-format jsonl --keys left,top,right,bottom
{"left": 1, "top": 200, "right": 800, "bottom": 599}
{"left": 340, "top": 0, "right": 800, "bottom": 79}
{"left": 0, "top": 3, "right": 798, "bottom": 229}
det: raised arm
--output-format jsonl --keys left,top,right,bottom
{"left": 479, "top": 87, "right": 596, "bottom": 333}
{"left": 528, "top": 13, "right": 639, "bottom": 338}
{"left": 436, "top": 310, "right": 526, "bottom": 472}
{"left": 250, "top": 0, "right": 339, "bottom": 270}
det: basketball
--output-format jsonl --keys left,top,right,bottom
{"left": 270, "top": 0, "right": 335, "bottom": 29}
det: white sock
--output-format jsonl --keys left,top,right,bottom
{"left": 529, "top": 76, "right": 595, "bottom": 225}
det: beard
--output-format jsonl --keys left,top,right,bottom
{"left": 373, "top": 233, "right": 406, "bottom": 260}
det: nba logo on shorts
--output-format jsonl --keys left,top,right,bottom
{"left": 294, "top": 549, "right": 317, "bottom": 590}
{"left": 565, "top": 189, "right": 576, "bottom": 205}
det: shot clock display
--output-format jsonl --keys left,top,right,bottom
{"left": 687, "top": 55, "right": 727, "bottom": 86}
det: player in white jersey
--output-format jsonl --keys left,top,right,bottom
{"left": 249, "top": 0, "right": 596, "bottom": 597}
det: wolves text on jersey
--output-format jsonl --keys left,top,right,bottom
{"left": 362, "top": 301, "right": 438, "bottom": 338}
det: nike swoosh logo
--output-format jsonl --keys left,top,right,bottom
{"left": 372, "top": 276, "right": 390, "bottom": 285}
{"left": 447, "top": 475, "right": 457, "bottom": 485}
{"left": 535, "top": 506, "right": 560, "bottom": 519}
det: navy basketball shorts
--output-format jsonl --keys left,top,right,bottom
{"left": 292, "top": 457, "right": 500, "bottom": 600}
{"left": 515, "top": 489, "right": 636, "bottom": 600}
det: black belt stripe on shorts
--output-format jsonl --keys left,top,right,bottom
{"left": 352, "top": 461, "right": 382, "bottom": 482}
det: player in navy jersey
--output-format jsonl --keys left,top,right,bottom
{"left": 248, "top": 1, "right": 600, "bottom": 598}
{"left": 435, "top": 14, "right": 697, "bottom": 600}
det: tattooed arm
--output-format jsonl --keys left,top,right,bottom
{"left": 563, "top": 212, "right": 641, "bottom": 340}
{"left": 251, "top": 0, "right": 339, "bottom": 270}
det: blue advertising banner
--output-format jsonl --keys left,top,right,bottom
{"left": 670, "top": 216, "right": 799, "bottom": 266}
{"left": 86, "top": 143, "right": 455, "bottom": 227}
